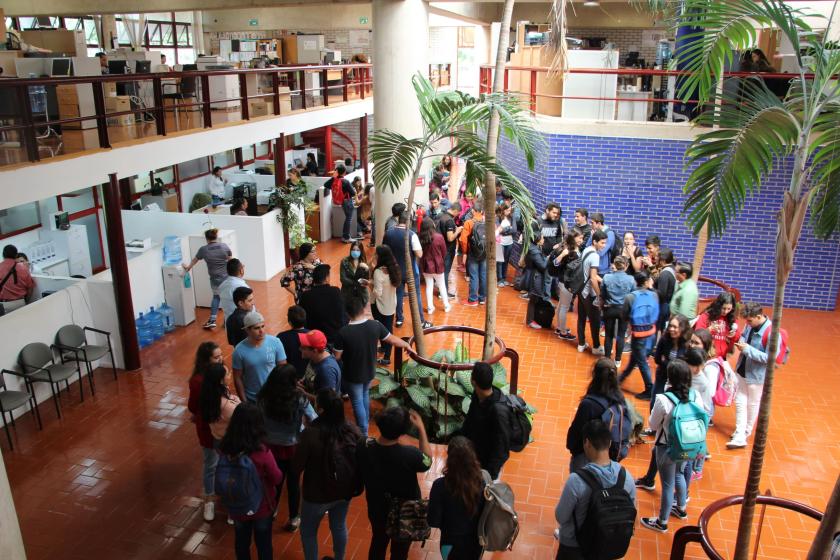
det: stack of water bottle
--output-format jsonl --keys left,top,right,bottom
{"left": 136, "top": 303, "right": 176, "bottom": 348}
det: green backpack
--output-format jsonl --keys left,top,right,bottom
{"left": 664, "top": 390, "right": 709, "bottom": 461}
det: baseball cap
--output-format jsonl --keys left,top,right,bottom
{"left": 298, "top": 330, "right": 327, "bottom": 351}
{"left": 242, "top": 311, "right": 265, "bottom": 330}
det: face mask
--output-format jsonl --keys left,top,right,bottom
{"left": 351, "top": 250, "right": 361, "bottom": 259}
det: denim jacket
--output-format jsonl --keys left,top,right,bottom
{"left": 735, "top": 319, "right": 771, "bottom": 385}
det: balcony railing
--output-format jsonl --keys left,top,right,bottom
{"left": 0, "top": 62, "right": 372, "bottom": 167}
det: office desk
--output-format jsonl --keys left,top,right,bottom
{"left": 191, "top": 204, "right": 231, "bottom": 215}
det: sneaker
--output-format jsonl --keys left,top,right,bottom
{"left": 518, "top": 293, "right": 530, "bottom": 300}
{"left": 421, "top": 321, "right": 434, "bottom": 329}
{"left": 705, "top": 454, "right": 712, "bottom": 461}
{"left": 342, "top": 238, "right": 353, "bottom": 244}
{"left": 478, "top": 299, "right": 486, "bottom": 305}
{"left": 615, "top": 360, "right": 622, "bottom": 369}
{"left": 286, "top": 516, "right": 301, "bottom": 532}
{"left": 557, "top": 331, "right": 576, "bottom": 341}
{"left": 691, "top": 471, "right": 703, "bottom": 482}
{"left": 203, "top": 500, "right": 215, "bottom": 522}
{"left": 227, "top": 516, "right": 234, "bottom": 526}
{"left": 640, "top": 517, "right": 668, "bottom": 533}
{"left": 670, "top": 505, "right": 688, "bottom": 520}
{"left": 203, "top": 320, "right": 217, "bottom": 329}
{"left": 377, "top": 358, "right": 391, "bottom": 366}
{"left": 635, "top": 391, "right": 651, "bottom": 401}
{"left": 591, "top": 346, "right": 605, "bottom": 356}
{"left": 709, "top": 419, "right": 715, "bottom": 427}
{"left": 447, "top": 292, "right": 457, "bottom": 299}
{"left": 641, "top": 427, "right": 655, "bottom": 437}
{"left": 528, "top": 321, "right": 542, "bottom": 330}
{"left": 498, "top": 281, "right": 508, "bottom": 287}
{"left": 726, "top": 438, "right": 747, "bottom": 449}
{"left": 462, "top": 300, "right": 479, "bottom": 307}
{"left": 443, "top": 306, "right": 452, "bottom": 313}
{"left": 553, "top": 528, "right": 560, "bottom": 540}
{"left": 395, "top": 320, "right": 404, "bottom": 327}
{"left": 635, "top": 477, "right": 655, "bottom": 491}
{"left": 577, "top": 343, "right": 589, "bottom": 353}
{"left": 427, "top": 307, "right": 436, "bottom": 315}
{"left": 599, "top": 327, "right": 606, "bottom": 338}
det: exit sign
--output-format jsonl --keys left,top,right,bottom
{"left": 359, "top": 16, "right": 369, "bottom": 24}
{"left": 248, "top": 18, "right": 258, "bottom": 26}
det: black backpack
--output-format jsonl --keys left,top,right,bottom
{"left": 469, "top": 219, "right": 487, "bottom": 260}
{"left": 496, "top": 394, "right": 532, "bottom": 452}
{"left": 564, "top": 247, "right": 595, "bottom": 295}
{"left": 605, "top": 227, "right": 622, "bottom": 263}
{"left": 573, "top": 467, "right": 636, "bottom": 560}
{"left": 584, "top": 395, "right": 633, "bottom": 462}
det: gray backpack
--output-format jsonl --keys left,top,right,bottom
{"left": 477, "top": 470, "right": 520, "bottom": 552}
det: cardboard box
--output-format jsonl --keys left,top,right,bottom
{"left": 278, "top": 86, "right": 292, "bottom": 114}
{"left": 105, "top": 95, "right": 133, "bottom": 125}
{"left": 56, "top": 84, "right": 79, "bottom": 105}
{"left": 248, "top": 100, "right": 270, "bottom": 117}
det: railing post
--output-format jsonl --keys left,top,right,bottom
{"left": 200, "top": 74, "right": 212, "bottom": 128}
{"left": 529, "top": 70, "right": 537, "bottom": 113}
{"left": 17, "top": 84, "right": 39, "bottom": 162}
{"left": 360, "top": 67, "right": 366, "bottom": 99}
{"left": 299, "top": 70, "right": 307, "bottom": 110}
{"left": 342, "top": 68, "right": 349, "bottom": 102}
{"left": 360, "top": 114, "right": 368, "bottom": 184}
{"left": 321, "top": 68, "right": 329, "bottom": 107}
{"left": 503, "top": 68, "right": 509, "bottom": 93}
{"left": 271, "top": 71, "right": 281, "bottom": 116}
{"left": 91, "top": 81, "right": 111, "bottom": 149}
{"left": 239, "top": 73, "right": 250, "bottom": 120}
{"left": 152, "top": 76, "right": 166, "bottom": 136}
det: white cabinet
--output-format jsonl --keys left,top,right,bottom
{"left": 40, "top": 224, "right": 92, "bottom": 277}
{"left": 208, "top": 74, "right": 240, "bottom": 109}
{"left": 188, "top": 230, "right": 238, "bottom": 308}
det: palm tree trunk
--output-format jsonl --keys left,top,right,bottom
{"left": 808, "top": 473, "right": 840, "bottom": 560}
{"left": 404, "top": 160, "right": 427, "bottom": 357}
{"left": 691, "top": 221, "right": 708, "bottom": 279}
{"left": 482, "top": 0, "right": 516, "bottom": 360}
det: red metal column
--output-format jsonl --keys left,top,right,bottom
{"left": 529, "top": 70, "right": 537, "bottom": 113}
{"left": 118, "top": 178, "right": 132, "bottom": 210}
{"left": 360, "top": 114, "right": 369, "bottom": 184}
{"left": 235, "top": 147, "right": 244, "bottom": 169}
{"left": 324, "top": 126, "right": 333, "bottom": 172}
{"left": 274, "top": 134, "right": 286, "bottom": 186}
{"left": 103, "top": 173, "right": 141, "bottom": 371}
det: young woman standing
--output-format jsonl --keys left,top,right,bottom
{"left": 620, "top": 231, "right": 645, "bottom": 274}
{"left": 694, "top": 291, "right": 741, "bottom": 359}
{"left": 200, "top": 363, "right": 241, "bottom": 444}
{"left": 371, "top": 245, "right": 401, "bottom": 365}
{"left": 188, "top": 342, "right": 224, "bottom": 522}
{"left": 495, "top": 203, "right": 514, "bottom": 287}
{"left": 339, "top": 241, "right": 368, "bottom": 303}
{"left": 552, "top": 231, "right": 583, "bottom": 340}
{"left": 418, "top": 218, "right": 451, "bottom": 314}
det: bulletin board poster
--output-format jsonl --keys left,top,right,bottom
{"left": 642, "top": 29, "right": 667, "bottom": 48}
{"left": 349, "top": 29, "right": 370, "bottom": 47}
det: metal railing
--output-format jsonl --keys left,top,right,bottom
{"left": 0, "top": 62, "right": 372, "bottom": 165}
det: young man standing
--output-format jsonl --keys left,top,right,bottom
{"left": 437, "top": 202, "right": 462, "bottom": 299}
{"left": 334, "top": 295, "right": 410, "bottom": 435}
{"left": 537, "top": 203, "right": 566, "bottom": 301}
{"left": 459, "top": 362, "right": 512, "bottom": 479}
{"left": 383, "top": 212, "right": 431, "bottom": 328}
{"left": 670, "top": 262, "right": 699, "bottom": 321}
{"left": 325, "top": 164, "right": 357, "bottom": 243}
{"left": 573, "top": 208, "right": 591, "bottom": 247}
{"left": 232, "top": 311, "right": 287, "bottom": 403}
{"left": 298, "top": 329, "right": 342, "bottom": 394}
{"left": 276, "top": 305, "right": 310, "bottom": 379}
{"left": 225, "top": 286, "right": 254, "bottom": 348}
{"left": 577, "top": 230, "right": 607, "bottom": 355}
{"left": 459, "top": 199, "right": 487, "bottom": 306}
{"left": 183, "top": 228, "right": 232, "bottom": 329}
{"left": 601, "top": 256, "right": 636, "bottom": 368}
{"left": 218, "top": 258, "right": 250, "bottom": 320}
{"left": 619, "top": 271, "right": 660, "bottom": 400}
{"left": 383, "top": 202, "right": 406, "bottom": 234}
{"left": 554, "top": 419, "right": 637, "bottom": 560}
{"left": 655, "top": 248, "right": 677, "bottom": 333}
{"left": 588, "top": 212, "right": 616, "bottom": 276}
{"left": 299, "top": 264, "right": 347, "bottom": 345}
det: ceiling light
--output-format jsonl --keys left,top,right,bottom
{"left": 583, "top": 1, "right": 600, "bottom": 6}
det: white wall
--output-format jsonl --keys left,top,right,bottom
{"left": 93, "top": 246, "right": 167, "bottom": 320}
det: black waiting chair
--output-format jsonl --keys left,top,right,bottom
{"left": 0, "top": 369, "right": 43, "bottom": 451}
{"left": 162, "top": 75, "right": 198, "bottom": 131}
{"left": 54, "top": 325, "right": 117, "bottom": 395}
{"left": 18, "top": 342, "right": 84, "bottom": 419}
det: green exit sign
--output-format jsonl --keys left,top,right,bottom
{"left": 248, "top": 18, "right": 258, "bottom": 26}
{"left": 359, "top": 16, "right": 369, "bottom": 24}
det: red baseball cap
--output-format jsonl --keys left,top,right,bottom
{"left": 298, "top": 330, "right": 327, "bottom": 351}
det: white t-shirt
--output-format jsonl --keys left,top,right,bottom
{"left": 580, "top": 247, "right": 600, "bottom": 298}
{"left": 206, "top": 175, "right": 225, "bottom": 198}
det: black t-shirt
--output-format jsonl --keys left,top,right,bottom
{"left": 357, "top": 439, "right": 432, "bottom": 521}
{"left": 334, "top": 319, "right": 389, "bottom": 383}
{"left": 428, "top": 476, "right": 485, "bottom": 547}
{"left": 225, "top": 308, "right": 249, "bottom": 347}
{"left": 300, "top": 284, "right": 347, "bottom": 344}
{"left": 277, "top": 327, "right": 310, "bottom": 379}
{"left": 437, "top": 212, "right": 457, "bottom": 256}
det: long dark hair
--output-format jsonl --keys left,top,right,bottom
{"left": 667, "top": 360, "right": 693, "bottom": 402}
{"left": 219, "top": 402, "right": 266, "bottom": 456}
{"left": 199, "top": 363, "right": 229, "bottom": 424}
{"left": 585, "top": 358, "right": 622, "bottom": 402}
{"left": 374, "top": 245, "right": 401, "bottom": 286}
{"left": 418, "top": 218, "right": 437, "bottom": 248}
{"left": 443, "top": 436, "right": 483, "bottom": 516}
{"left": 704, "top": 291, "right": 737, "bottom": 325}
{"left": 348, "top": 240, "right": 368, "bottom": 265}
{"left": 669, "top": 314, "right": 693, "bottom": 347}
{"left": 564, "top": 231, "right": 581, "bottom": 252}
{"left": 692, "top": 328, "right": 714, "bottom": 359}
{"left": 313, "top": 388, "right": 357, "bottom": 444}
{"left": 192, "top": 341, "right": 219, "bottom": 379}
{"left": 257, "top": 364, "right": 304, "bottom": 424}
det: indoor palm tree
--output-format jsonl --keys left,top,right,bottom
{"left": 674, "top": 1, "right": 840, "bottom": 557}
{"left": 370, "top": 74, "right": 540, "bottom": 357}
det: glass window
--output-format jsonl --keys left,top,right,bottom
{"left": 255, "top": 141, "right": 270, "bottom": 158}
{"left": 0, "top": 202, "right": 40, "bottom": 235}
{"left": 116, "top": 20, "right": 132, "bottom": 46}
{"left": 161, "top": 23, "right": 174, "bottom": 46}
{"left": 177, "top": 24, "right": 192, "bottom": 46}
{"left": 241, "top": 145, "right": 255, "bottom": 162}
{"left": 177, "top": 157, "right": 210, "bottom": 179}
{"left": 176, "top": 49, "right": 196, "bottom": 65}
{"left": 132, "top": 173, "right": 152, "bottom": 194}
{"left": 82, "top": 18, "right": 99, "bottom": 46}
{"left": 60, "top": 188, "right": 95, "bottom": 214}
{"left": 18, "top": 17, "right": 37, "bottom": 30}
{"left": 64, "top": 17, "right": 82, "bottom": 31}
{"left": 154, "top": 166, "right": 175, "bottom": 185}
{"left": 212, "top": 150, "right": 235, "bottom": 168}
{"left": 5, "top": 17, "right": 16, "bottom": 31}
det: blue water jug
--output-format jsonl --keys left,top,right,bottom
{"left": 158, "top": 302, "right": 176, "bottom": 333}
{"left": 136, "top": 313, "right": 153, "bottom": 348}
{"left": 147, "top": 306, "right": 165, "bottom": 340}
{"left": 162, "top": 236, "right": 183, "bottom": 265}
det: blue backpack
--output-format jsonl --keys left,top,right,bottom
{"left": 664, "top": 390, "right": 709, "bottom": 461}
{"left": 584, "top": 395, "right": 633, "bottom": 461}
{"left": 628, "top": 289, "right": 659, "bottom": 337}
{"left": 215, "top": 453, "right": 265, "bottom": 517}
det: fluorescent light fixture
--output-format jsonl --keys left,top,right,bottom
{"left": 583, "top": 0, "right": 600, "bottom": 5}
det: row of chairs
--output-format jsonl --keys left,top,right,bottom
{"left": 0, "top": 324, "right": 116, "bottom": 450}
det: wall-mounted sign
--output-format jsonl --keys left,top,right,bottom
{"left": 359, "top": 16, "right": 369, "bottom": 25}
{"left": 248, "top": 18, "right": 259, "bottom": 27}
{"left": 416, "top": 177, "right": 425, "bottom": 187}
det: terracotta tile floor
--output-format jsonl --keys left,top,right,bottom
{"left": 4, "top": 239, "right": 839, "bottom": 560}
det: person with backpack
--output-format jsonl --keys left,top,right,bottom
{"left": 640, "top": 360, "right": 707, "bottom": 534}
{"left": 292, "top": 389, "right": 363, "bottom": 560}
{"left": 566, "top": 358, "right": 631, "bottom": 472}
{"left": 428, "top": 436, "right": 487, "bottom": 560}
{"left": 256, "top": 364, "right": 317, "bottom": 532}
{"left": 188, "top": 342, "right": 224, "bottom": 522}
{"left": 618, "top": 271, "right": 660, "bottom": 399}
{"left": 576, "top": 229, "right": 607, "bottom": 355}
{"left": 586, "top": 213, "right": 617, "bottom": 275}
{"left": 418, "top": 218, "right": 451, "bottom": 314}
{"left": 325, "top": 164, "right": 358, "bottom": 243}
{"left": 555, "top": 419, "right": 637, "bottom": 559}
{"left": 217, "top": 403, "right": 284, "bottom": 560}
{"left": 300, "top": 264, "right": 348, "bottom": 346}
{"left": 357, "top": 406, "right": 433, "bottom": 560}
{"left": 601, "top": 256, "right": 636, "bottom": 368}
{"left": 552, "top": 231, "right": 584, "bottom": 340}
{"left": 383, "top": 211, "right": 431, "bottom": 328}
{"left": 684, "top": 344, "right": 716, "bottom": 481}
{"left": 298, "top": 330, "right": 342, "bottom": 396}
{"left": 525, "top": 235, "right": 551, "bottom": 330}
{"left": 728, "top": 303, "right": 782, "bottom": 450}
{"left": 460, "top": 199, "right": 487, "bottom": 306}
{"left": 459, "top": 362, "right": 513, "bottom": 479}
{"left": 694, "top": 291, "right": 741, "bottom": 358}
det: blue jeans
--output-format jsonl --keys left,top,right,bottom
{"left": 345, "top": 381, "right": 371, "bottom": 436}
{"left": 300, "top": 499, "right": 350, "bottom": 560}
{"left": 655, "top": 445, "right": 688, "bottom": 523}
{"left": 620, "top": 335, "right": 654, "bottom": 391}
{"left": 209, "top": 292, "right": 221, "bottom": 322}
{"left": 395, "top": 264, "right": 425, "bottom": 323}
{"left": 466, "top": 257, "right": 486, "bottom": 302}
{"left": 201, "top": 446, "right": 218, "bottom": 496}
{"left": 342, "top": 199, "right": 354, "bottom": 240}
{"left": 234, "top": 515, "right": 274, "bottom": 560}
{"left": 496, "top": 245, "right": 512, "bottom": 282}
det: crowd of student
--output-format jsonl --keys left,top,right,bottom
{"left": 180, "top": 183, "right": 786, "bottom": 559}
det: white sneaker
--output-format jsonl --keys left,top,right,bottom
{"left": 726, "top": 438, "right": 747, "bottom": 449}
{"left": 227, "top": 516, "right": 235, "bottom": 525}
{"left": 203, "top": 500, "right": 215, "bottom": 522}
{"left": 577, "top": 343, "right": 589, "bottom": 353}
{"left": 615, "top": 360, "right": 622, "bottom": 369}
{"left": 427, "top": 307, "right": 436, "bottom": 315}
{"left": 443, "top": 306, "right": 452, "bottom": 313}
{"left": 591, "top": 347, "right": 605, "bottom": 356}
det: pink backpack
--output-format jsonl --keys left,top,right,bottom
{"left": 712, "top": 357, "right": 737, "bottom": 407}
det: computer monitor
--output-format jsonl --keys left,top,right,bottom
{"left": 51, "top": 58, "right": 72, "bottom": 77}
{"left": 182, "top": 64, "right": 198, "bottom": 72}
{"left": 108, "top": 60, "right": 128, "bottom": 74}
{"left": 135, "top": 60, "right": 151, "bottom": 74}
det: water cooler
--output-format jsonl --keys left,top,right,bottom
{"left": 162, "top": 266, "right": 196, "bottom": 326}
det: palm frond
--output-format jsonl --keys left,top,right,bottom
{"left": 369, "top": 130, "right": 425, "bottom": 193}
{"left": 808, "top": 109, "right": 840, "bottom": 239}
{"left": 484, "top": 93, "right": 545, "bottom": 170}
{"left": 683, "top": 78, "right": 800, "bottom": 236}
{"left": 674, "top": 0, "right": 812, "bottom": 103}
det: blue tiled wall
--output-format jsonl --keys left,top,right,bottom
{"left": 498, "top": 133, "right": 840, "bottom": 311}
